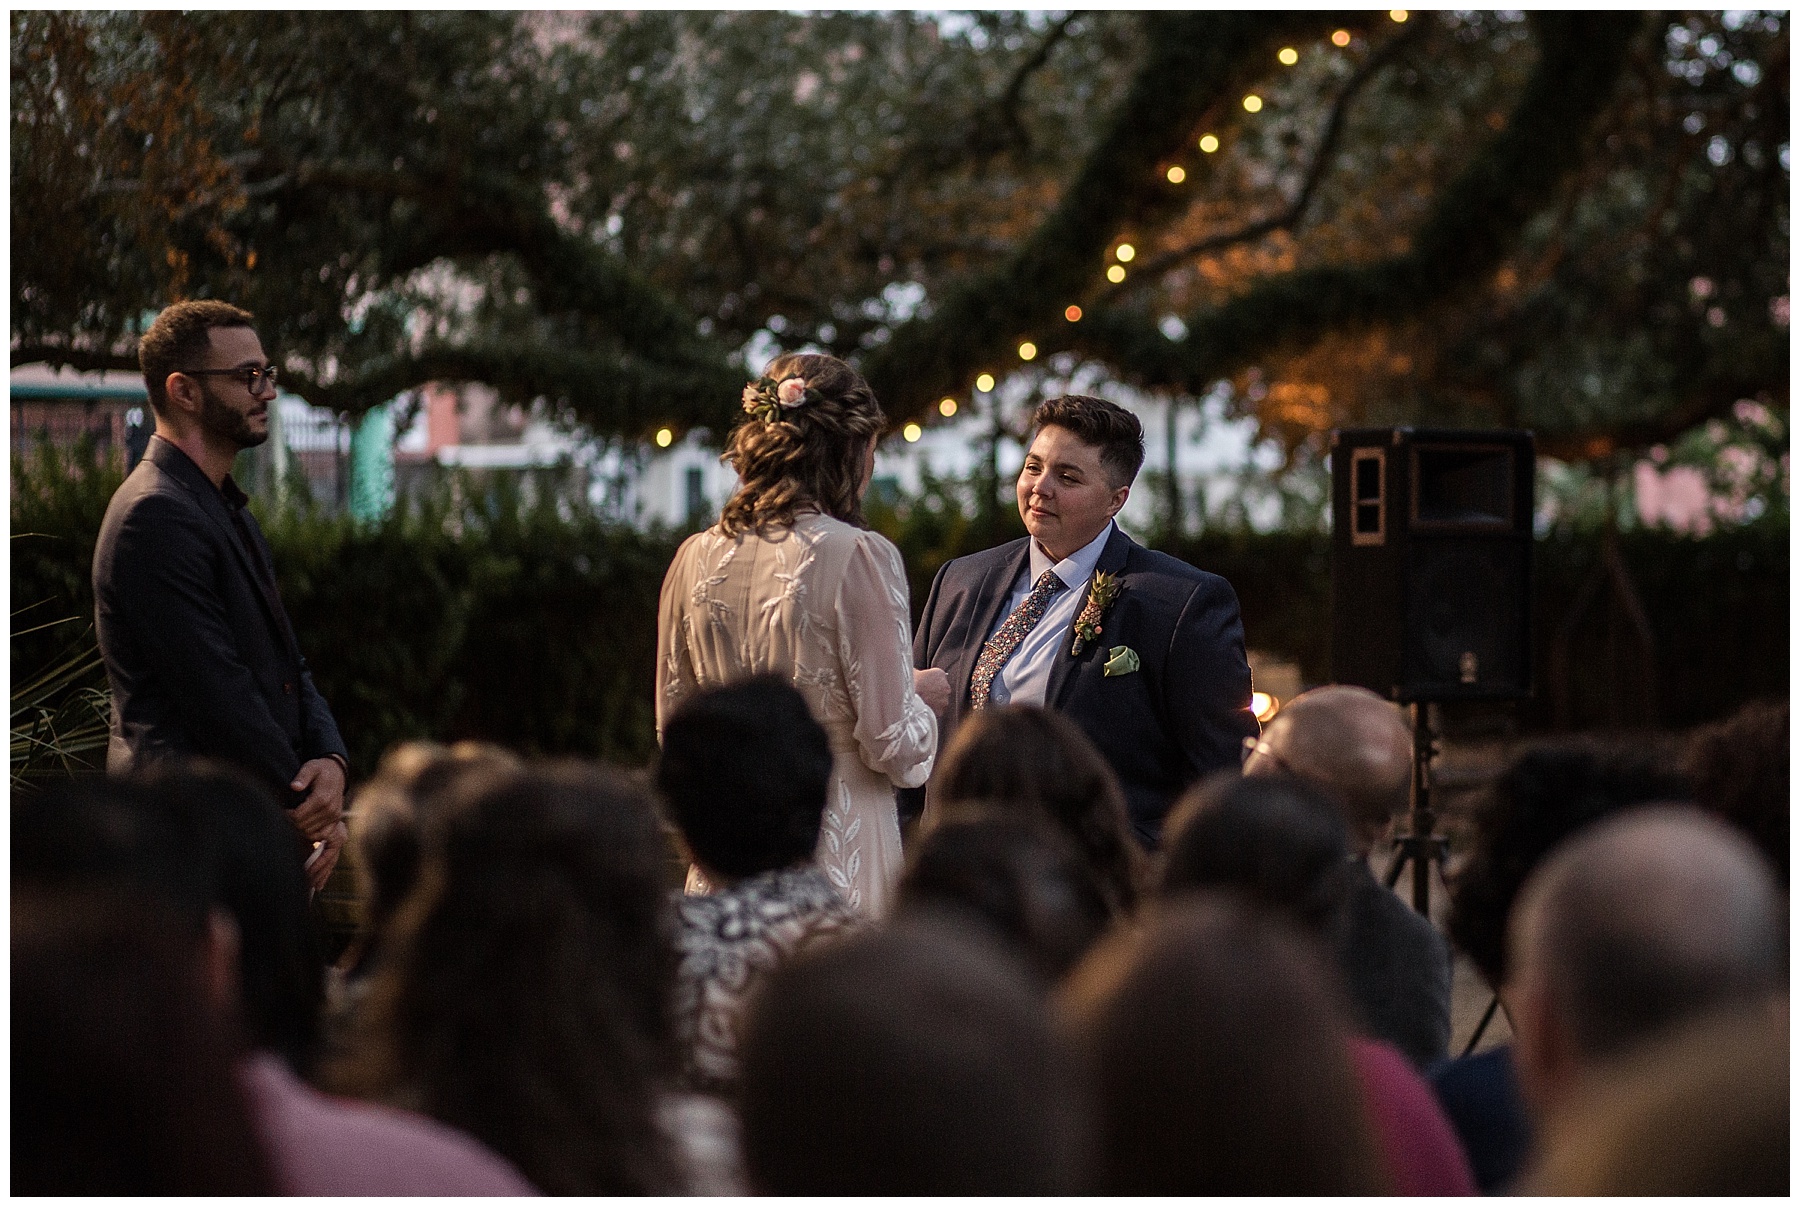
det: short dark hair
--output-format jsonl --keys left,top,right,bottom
{"left": 1159, "top": 771, "right": 1355, "bottom": 937}
{"left": 13, "top": 889, "right": 278, "bottom": 1195}
{"left": 139, "top": 300, "right": 256, "bottom": 414}
{"left": 656, "top": 676, "right": 833, "bottom": 879}
{"left": 141, "top": 764, "right": 326, "bottom": 1073}
{"left": 13, "top": 764, "right": 325, "bottom": 1074}
{"left": 1031, "top": 395, "right": 1145, "bottom": 486}
{"left": 1446, "top": 739, "right": 1690, "bottom": 988}
{"left": 740, "top": 918, "right": 1092, "bottom": 1194}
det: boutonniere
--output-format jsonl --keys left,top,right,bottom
{"left": 1070, "top": 570, "right": 1122, "bottom": 656}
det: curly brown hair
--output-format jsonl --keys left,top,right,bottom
{"left": 718, "top": 353, "right": 886, "bottom": 536}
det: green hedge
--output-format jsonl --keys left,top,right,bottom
{"left": 12, "top": 444, "right": 1787, "bottom": 779}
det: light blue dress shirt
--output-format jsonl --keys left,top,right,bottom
{"left": 984, "top": 520, "right": 1116, "bottom": 708}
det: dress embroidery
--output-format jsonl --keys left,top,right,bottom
{"left": 654, "top": 515, "right": 937, "bottom": 919}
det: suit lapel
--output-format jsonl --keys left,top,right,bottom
{"left": 1046, "top": 524, "right": 1135, "bottom": 709}
{"left": 147, "top": 439, "right": 301, "bottom": 662}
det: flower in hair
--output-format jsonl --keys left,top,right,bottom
{"left": 742, "top": 374, "right": 819, "bottom": 423}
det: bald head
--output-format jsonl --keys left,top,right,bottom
{"left": 1508, "top": 806, "right": 1784, "bottom": 1109}
{"left": 1244, "top": 686, "right": 1411, "bottom": 852}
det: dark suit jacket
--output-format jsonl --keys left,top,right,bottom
{"left": 1330, "top": 861, "right": 1453, "bottom": 1069}
{"left": 93, "top": 436, "right": 346, "bottom": 803}
{"left": 910, "top": 525, "right": 1258, "bottom": 845}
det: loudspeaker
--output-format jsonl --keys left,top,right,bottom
{"left": 1330, "top": 428, "right": 1534, "bottom": 702}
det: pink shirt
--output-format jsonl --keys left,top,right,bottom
{"left": 241, "top": 1052, "right": 539, "bottom": 1196}
{"left": 1350, "top": 1038, "right": 1477, "bottom": 1196}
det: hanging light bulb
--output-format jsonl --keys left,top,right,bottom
{"left": 655, "top": 427, "right": 674, "bottom": 448}
{"left": 975, "top": 373, "right": 996, "bottom": 392}
{"left": 1166, "top": 165, "right": 1186, "bottom": 183}
{"left": 902, "top": 423, "right": 922, "bottom": 442}
{"left": 1278, "top": 47, "right": 1299, "bottom": 65}
{"left": 1243, "top": 94, "right": 1263, "bottom": 113}
{"left": 1064, "top": 305, "right": 1083, "bottom": 322}
{"left": 1106, "top": 264, "right": 1126, "bottom": 284}
{"left": 939, "top": 398, "right": 958, "bottom": 417}
{"left": 1199, "top": 133, "right": 1220, "bottom": 153}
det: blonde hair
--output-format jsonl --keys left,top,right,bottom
{"left": 717, "top": 353, "right": 885, "bottom": 536}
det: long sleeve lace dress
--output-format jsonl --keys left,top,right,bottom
{"left": 656, "top": 513, "right": 937, "bottom": 917}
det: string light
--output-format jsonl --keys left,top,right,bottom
{"left": 902, "top": 423, "right": 922, "bottom": 442}
{"left": 1115, "top": 243, "right": 1135, "bottom": 262}
{"left": 1243, "top": 94, "right": 1263, "bottom": 113}
{"left": 1199, "top": 134, "right": 1220, "bottom": 153}
{"left": 1106, "top": 264, "right": 1126, "bottom": 284}
{"left": 1018, "top": 341, "right": 1038, "bottom": 361}
{"left": 655, "top": 427, "right": 674, "bottom": 448}
{"left": 939, "top": 398, "right": 958, "bottom": 417}
{"left": 1166, "top": 165, "right": 1186, "bottom": 183}
{"left": 1064, "top": 304, "right": 1083, "bottom": 322}
{"left": 975, "top": 373, "right": 996, "bottom": 392}
{"left": 1389, "top": 9, "right": 1408, "bottom": 22}
{"left": 1278, "top": 47, "right": 1299, "bottom": 65}
{"left": 1331, "top": 29, "right": 1351, "bottom": 46}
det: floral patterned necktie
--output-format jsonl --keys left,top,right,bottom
{"left": 969, "top": 569, "right": 1066, "bottom": 710}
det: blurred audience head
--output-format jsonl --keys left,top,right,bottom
{"left": 739, "top": 917, "right": 1091, "bottom": 1194}
{"left": 932, "top": 703, "right": 1143, "bottom": 916}
{"left": 13, "top": 888, "right": 276, "bottom": 1195}
{"left": 1446, "top": 739, "right": 1690, "bottom": 991}
{"left": 1159, "top": 771, "right": 1354, "bottom": 937}
{"left": 339, "top": 761, "right": 677, "bottom": 1195}
{"left": 1683, "top": 696, "right": 1788, "bottom": 885}
{"left": 348, "top": 740, "right": 520, "bottom": 969}
{"left": 897, "top": 810, "right": 1113, "bottom": 986}
{"left": 146, "top": 764, "right": 327, "bottom": 1073}
{"left": 655, "top": 675, "right": 833, "bottom": 881}
{"left": 1058, "top": 895, "right": 1388, "bottom": 1195}
{"left": 1243, "top": 685, "right": 1412, "bottom": 854}
{"left": 1506, "top": 805, "right": 1784, "bottom": 1115}
{"left": 1525, "top": 999, "right": 1788, "bottom": 1195}
{"left": 15, "top": 766, "right": 325, "bottom": 1073}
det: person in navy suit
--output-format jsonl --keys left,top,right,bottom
{"left": 907, "top": 395, "right": 1258, "bottom": 847}
{"left": 92, "top": 300, "right": 349, "bottom": 889}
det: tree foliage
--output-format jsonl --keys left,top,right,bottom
{"left": 11, "top": 10, "right": 1787, "bottom": 459}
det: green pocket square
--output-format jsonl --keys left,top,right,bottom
{"left": 1103, "top": 645, "right": 1140, "bottom": 677}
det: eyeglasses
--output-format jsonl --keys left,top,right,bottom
{"left": 179, "top": 365, "right": 279, "bottom": 392}
{"left": 1241, "top": 735, "right": 1297, "bottom": 777}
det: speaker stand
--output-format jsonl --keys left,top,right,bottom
{"left": 1385, "top": 702, "right": 1448, "bottom": 916}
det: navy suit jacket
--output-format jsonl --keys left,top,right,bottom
{"left": 93, "top": 436, "right": 347, "bottom": 804}
{"left": 909, "top": 525, "right": 1258, "bottom": 846}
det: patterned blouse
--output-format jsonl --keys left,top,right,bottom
{"left": 670, "top": 864, "right": 860, "bottom": 1095}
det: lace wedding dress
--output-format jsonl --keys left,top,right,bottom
{"left": 656, "top": 513, "right": 938, "bottom": 917}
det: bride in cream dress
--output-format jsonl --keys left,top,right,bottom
{"left": 655, "top": 353, "right": 947, "bottom": 917}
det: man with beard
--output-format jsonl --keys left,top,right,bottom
{"left": 93, "top": 301, "right": 350, "bottom": 889}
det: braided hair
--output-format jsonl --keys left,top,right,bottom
{"left": 718, "top": 353, "right": 886, "bottom": 536}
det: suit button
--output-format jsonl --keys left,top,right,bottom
{"left": 282, "top": 682, "right": 293, "bottom": 695}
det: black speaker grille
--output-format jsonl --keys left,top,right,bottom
{"left": 1402, "top": 540, "right": 1528, "bottom": 698}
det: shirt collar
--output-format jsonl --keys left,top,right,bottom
{"left": 219, "top": 474, "right": 250, "bottom": 511}
{"left": 1029, "top": 519, "right": 1115, "bottom": 590}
